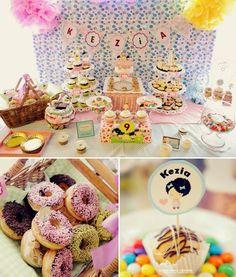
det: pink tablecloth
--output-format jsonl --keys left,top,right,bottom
{"left": 71, "top": 101, "right": 204, "bottom": 125}
{"left": 149, "top": 101, "right": 204, "bottom": 124}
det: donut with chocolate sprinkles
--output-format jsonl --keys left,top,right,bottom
{"left": 0, "top": 201, "right": 33, "bottom": 240}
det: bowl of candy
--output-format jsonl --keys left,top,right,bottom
{"left": 201, "top": 101, "right": 235, "bottom": 149}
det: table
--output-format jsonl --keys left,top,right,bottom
{"left": 12, "top": 120, "right": 236, "bottom": 157}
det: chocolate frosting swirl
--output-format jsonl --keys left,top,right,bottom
{"left": 154, "top": 225, "right": 201, "bottom": 259}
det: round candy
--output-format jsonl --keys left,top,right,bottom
{"left": 185, "top": 274, "right": 196, "bottom": 277}
{"left": 127, "top": 263, "right": 141, "bottom": 275}
{"left": 123, "top": 253, "right": 136, "bottom": 265}
{"left": 221, "top": 253, "right": 234, "bottom": 263}
{"left": 134, "top": 247, "right": 146, "bottom": 256}
{"left": 210, "top": 245, "right": 223, "bottom": 256}
{"left": 133, "top": 240, "right": 143, "bottom": 249}
{"left": 198, "top": 273, "right": 213, "bottom": 277}
{"left": 214, "top": 273, "right": 228, "bottom": 277}
{"left": 120, "top": 259, "right": 127, "bottom": 272}
{"left": 205, "top": 237, "right": 218, "bottom": 245}
{"left": 201, "top": 263, "right": 217, "bottom": 274}
{"left": 120, "top": 271, "right": 132, "bottom": 277}
{"left": 208, "top": 256, "right": 223, "bottom": 268}
{"left": 136, "top": 254, "right": 150, "bottom": 265}
{"left": 141, "top": 264, "right": 155, "bottom": 276}
{"left": 122, "top": 246, "right": 135, "bottom": 254}
{"left": 218, "top": 264, "right": 235, "bottom": 277}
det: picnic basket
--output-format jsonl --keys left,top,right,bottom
{"left": 0, "top": 75, "right": 49, "bottom": 128}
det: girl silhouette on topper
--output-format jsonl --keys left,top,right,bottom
{"left": 165, "top": 178, "right": 191, "bottom": 210}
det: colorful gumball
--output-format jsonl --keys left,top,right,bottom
{"left": 210, "top": 245, "right": 223, "bottom": 256}
{"left": 198, "top": 273, "right": 213, "bottom": 277}
{"left": 185, "top": 274, "right": 196, "bottom": 277}
{"left": 127, "top": 263, "right": 141, "bottom": 275}
{"left": 134, "top": 247, "right": 146, "bottom": 256}
{"left": 208, "top": 256, "right": 223, "bottom": 268}
{"left": 133, "top": 240, "right": 143, "bottom": 249}
{"left": 120, "top": 259, "right": 127, "bottom": 272}
{"left": 122, "top": 246, "right": 135, "bottom": 254}
{"left": 201, "top": 263, "right": 217, "bottom": 274}
{"left": 205, "top": 237, "right": 218, "bottom": 245}
{"left": 136, "top": 254, "right": 150, "bottom": 265}
{"left": 141, "top": 264, "right": 155, "bottom": 276}
{"left": 214, "top": 273, "right": 228, "bottom": 277}
{"left": 218, "top": 264, "right": 235, "bottom": 277}
{"left": 123, "top": 253, "right": 136, "bottom": 265}
{"left": 221, "top": 253, "right": 234, "bottom": 263}
{"left": 120, "top": 271, "right": 132, "bottom": 277}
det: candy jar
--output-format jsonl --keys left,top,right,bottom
{"left": 201, "top": 100, "right": 235, "bottom": 149}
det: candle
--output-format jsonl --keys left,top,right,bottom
{"left": 182, "top": 137, "right": 192, "bottom": 150}
{"left": 159, "top": 143, "right": 172, "bottom": 157}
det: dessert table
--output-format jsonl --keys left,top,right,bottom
{"left": 10, "top": 120, "right": 236, "bottom": 158}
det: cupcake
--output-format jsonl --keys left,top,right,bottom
{"left": 73, "top": 60, "right": 82, "bottom": 69}
{"left": 69, "top": 73, "right": 78, "bottom": 81}
{"left": 67, "top": 79, "right": 76, "bottom": 90}
{"left": 136, "top": 110, "right": 148, "bottom": 123}
{"left": 66, "top": 63, "right": 74, "bottom": 72}
{"left": 143, "top": 225, "right": 209, "bottom": 277}
{"left": 57, "top": 132, "right": 70, "bottom": 145}
{"left": 76, "top": 140, "right": 87, "bottom": 154}
{"left": 119, "top": 110, "right": 132, "bottom": 121}
{"left": 82, "top": 57, "right": 90, "bottom": 70}
{"left": 105, "top": 110, "right": 116, "bottom": 123}
{"left": 79, "top": 79, "right": 89, "bottom": 90}
{"left": 88, "top": 76, "right": 96, "bottom": 84}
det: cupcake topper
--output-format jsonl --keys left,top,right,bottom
{"left": 148, "top": 160, "right": 205, "bottom": 233}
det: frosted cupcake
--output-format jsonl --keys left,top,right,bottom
{"left": 119, "top": 110, "right": 132, "bottom": 121}
{"left": 143, "top": 225, "right": 209, "bottom": 277}
{"left": 105, "top": 110, "right": 116, "bottom": 123}
{"left": 136, "top": 110, "right": 148, "bottom": 123}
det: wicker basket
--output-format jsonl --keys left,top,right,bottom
{"left": 0, "top": 75, "right": 49, "bottom": 128}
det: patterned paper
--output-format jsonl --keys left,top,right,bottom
{"left": 33, "top": 0, "right": 216, "bottom": 99}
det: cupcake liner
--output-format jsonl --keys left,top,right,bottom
{"left": 143, "top": 231, "right": 209, "bottom": 277}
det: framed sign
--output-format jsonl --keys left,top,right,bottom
{"left": 76, "top": 120, "right": 95, "bottom": 138}
{"left": 162, "top": 136, "right": 180, "bottom": 150}
{"left": 148, "top": 160, "right": 205, "bottom": 215}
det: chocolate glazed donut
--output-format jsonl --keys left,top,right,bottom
{"left": 50, "top": 174, "right": 76, "bottom": 191}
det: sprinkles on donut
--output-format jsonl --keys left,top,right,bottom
{"left": 0, "top": 201, "right": 32, "bottom": 240}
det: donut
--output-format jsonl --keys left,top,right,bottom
{"left": 42, "top": 248, "right": 73, "bottom": 277}
{"left": 20, "top": 229, "right": 45, "bottom": 268}
{"left": 91, "top": 209, "right": 113, "bottom": 241}
{"left": 65, "top": 184, "right": 100, "bottom": 221}
{"left": 49, "top": 174, "right": 76, "bottom": 191}
{"left": 0, "top": 201, "right": 32, "bottom": 240}
{"left": 32, "top": 208, "right": 73, "bottom": 250}
{"left": 28, "top": 181, "right": 65, "bottom": 211}
{"left": 70, "top": 224, "right": 99, "bottom": 262}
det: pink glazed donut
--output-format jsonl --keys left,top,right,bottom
{"left": 32, "top": 209, "right": 73, "bottom": 250}
{"left": 42, "top": 248, "right": 73, "bottom": 277}
{"left": 65, "top": 184, "right": 100, "bottom": 221}
{"left": 28, "top": 181, "right": 65, "bottom": 211}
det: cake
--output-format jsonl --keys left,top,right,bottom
{"left": 45, "top": 97, "right": 75, "bottom": 129}
{"left": 114, "top": 53, "right": 134, "bottom": 76}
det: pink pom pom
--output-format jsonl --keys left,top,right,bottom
{"left": 11, "top": 0, "right": 60, "bottom": 33}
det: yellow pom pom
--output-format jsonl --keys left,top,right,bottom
{"left": 183, "top": 0, "right": 236, "bottom": 30}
